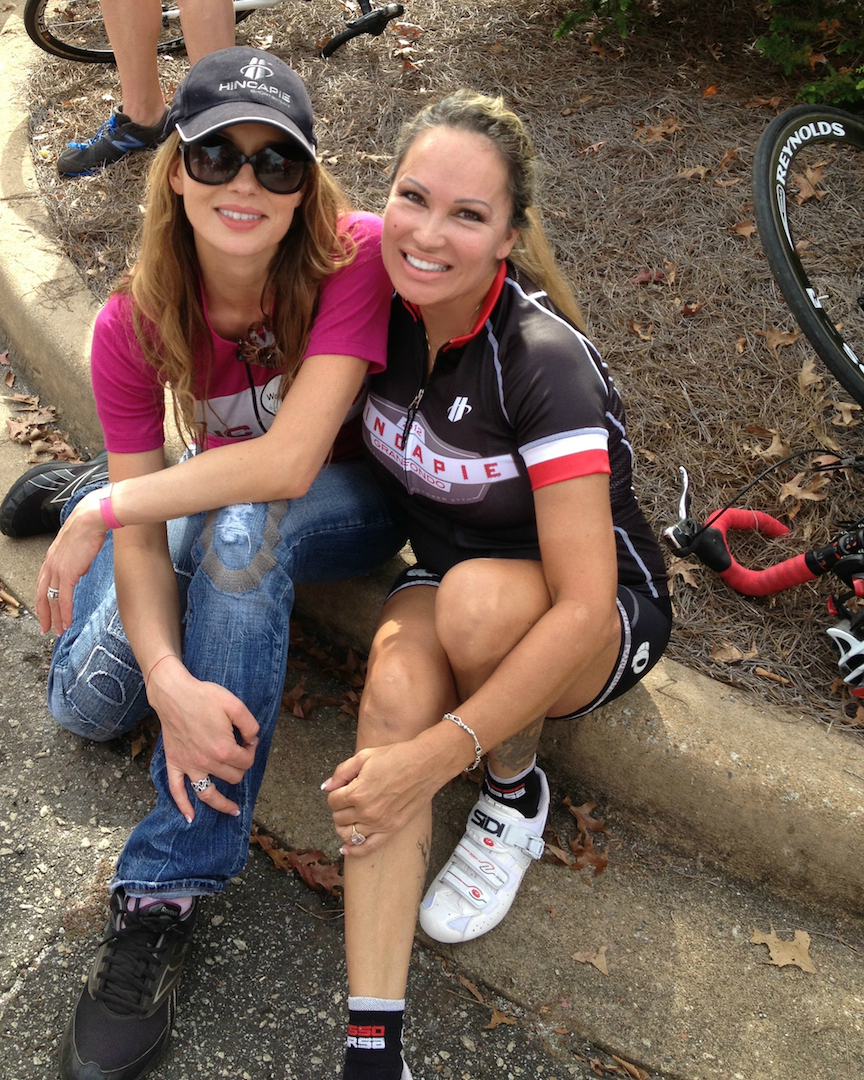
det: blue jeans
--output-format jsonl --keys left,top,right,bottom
{"left": 47, "top": 458, "right": 403, "bottom": 897}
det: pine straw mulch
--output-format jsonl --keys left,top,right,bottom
{"left": 22, "top": 1, "right": 864, "bottom": 740}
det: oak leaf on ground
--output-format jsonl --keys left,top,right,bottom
{"left": 572, "top": 945, "right": 609, "bottom": 975}
{"left": 563, "top": 797, "right": 609, "bottom": 836}
{"left": 250, "top": 828, "right": 344, "bottom": 895}
{"left": 484, "top": 1006, "right": 518, "bottom": 1029}
{"left": 798, "top": 358, "right": 823, "bottom": 391}
{"left": 612, "top": 1056, "right": 650, "bottom": 1080}
{"left": 760, "top": 326, "right": 799, "bottom": 352}
{"left": 750, "top": 925, "right": 816, "bottom": 972}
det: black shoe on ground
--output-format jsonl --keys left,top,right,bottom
{"left": 59, "top": 889, "right": 198, "bottom": 1080}
{"left": 0, "top": 449, "right": 109, "bottom": 538}
{"left": 57, "top": 107, "right": 169, "bottom": 177}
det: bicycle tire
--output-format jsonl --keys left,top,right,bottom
{"left": 24, "top": 0, "right": 252, "bottom": 64}
{"left": 752, "top": 104, "right": 864, "bottom": 406}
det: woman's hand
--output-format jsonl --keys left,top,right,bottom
{"left": 323, "top": 735, "right": 451, "bottom": 856}
{"left": 145, "top": 657, "right": 260, "bottom": 822}
{"left": 36, "top": 488, "right": 109, "bottom": 634}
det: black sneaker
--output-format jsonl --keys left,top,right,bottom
{"left": 57, "top": 107, "right": 169, "bottom": 177}
{"left": 59, "top": 890, "right": 198, "bottom": 1080}
{"left": 0, "top": 450, "right": 109, "bottom": 537}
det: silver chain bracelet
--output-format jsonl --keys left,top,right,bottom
{"left": 443, "top": 712, "right": 483, "bottom": 771}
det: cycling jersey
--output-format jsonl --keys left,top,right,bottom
{"left": 362, "top": 260, "right": 667, "bottom": 598}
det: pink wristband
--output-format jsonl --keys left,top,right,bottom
{"left": 99, "top": 483, "right": 124, "bottom": 530}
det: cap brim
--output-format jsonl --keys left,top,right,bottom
{"left": 174, "top": 102, "right": 316, "bottom": 159}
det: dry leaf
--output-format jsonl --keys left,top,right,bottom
{"left": 4, "top": 370, "right": 13, "bottom": 387}
{"left": 634, "top": 116, "right": 682, "bottom": 142}
{"left": 711, "top": 643, "right": 744, "bottom": 664}
{"left": 702, "top": 84, "right": 718, "bottom": 97}
{"left": 668, "top": 557, "right": 701, "bottom": 588}
{"left": 779, "top": 470, "right": 830, "bottom": 504}
{"left": 250, "top": 829, "right": 344, "bottom": 895}
{"left": 680, "top": 301, "right": 704, "bottom": 317}
{"left": 484, "top": 1006, "right": 518, "bottom": 1029}
{"left": 629, "top": 318, "right": 654, "bottom": 341}
{"left": 578, "top": 141, "right": 608, "bottom": 156}
{"left": 573, "top": 945, "right": 609, "bottom": 975}
{"left": 754, "top": 667, "right": 792, "bottom": 686}
{"left": 631, "top": 269, "right": 666, "bottom": 286}
{"left": 731, "top": 220, "right": 756, "bottom": 237}
{"left": 569, "top": 831, "right": 608, "bottom": 876}
{"left": 611, "top": 1056, "right": 650, "bottom": 1080}
{"left": 792, "top": 165, "right": 825, "bottom": 205}
{"left": 457, "top": 974, "right": 485, "bottom": 1003}
{"left": 717, "top": 148, "right": 740, "bottom": 171}
{"left": 0, "top": 350, "right": 9, "bottom": 364}
{"left": 562, "top": 797, "right": 609, "bottom": 836}
{"left": 831, "top": 401, "right": 861, "bottom": 427}
{"left": 736, "top": 337, "right": 747, "bottom": 354}
{"left": 714, "top": 177, "right": 741, "bottom": 186}
{"left": 760, "top": 326, "right": 799, "bottom": 352}
{"left": 747, "top": 95, "right": 782, "bottom": 109}
{"left": 663, "top": 258, "right": 678, "bottom": 286}
{"left": 678, "top": 165, "right": 710, "bottom": 181}
{"left": 750, "top": 926, "right": 816, "bottom": 972}
{"left": 798, "top": 358, "right": 823, "bottom": 391}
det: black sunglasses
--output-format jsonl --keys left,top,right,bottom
{"left": 182, "top": 136, "right": 310, "bottom": 195}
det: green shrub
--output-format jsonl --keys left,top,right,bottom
{"left": 554, "top": 0, "right": 864, "bottom": 107}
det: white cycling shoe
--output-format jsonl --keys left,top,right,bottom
{"left": 419, "top": 768, "right": 549, "bottom": 943}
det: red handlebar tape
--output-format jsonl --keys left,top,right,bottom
{"left": 707, "top": 508, "right": 818, "bottom": 597}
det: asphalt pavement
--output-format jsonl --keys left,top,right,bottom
{"left": 1, "top": 8, "right": 864, "bottom": 1079}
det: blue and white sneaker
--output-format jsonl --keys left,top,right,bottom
{"left": 57, "top": 107, "right": 168, "bottom": 177}
{"left": 419, "top": 768, "right": 549, "bottom": 943}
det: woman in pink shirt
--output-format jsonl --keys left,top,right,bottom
{"left": 8, "top": 48, "right": 402, "bottom": 1080}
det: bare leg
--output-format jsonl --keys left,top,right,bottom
{"left": 99, "top": 0, "right": 165, "bottom": 126}
{"left": 176, "top": 0, "right": 235, "bottom": 65}
{"left": 344, "top": 587, "right": 456, "bottom": 998}
{"left": 435, "top": 559, "right": 621, "bottom": 777}
{"left": 98, "top": 0, "right": 234, "bottom": 128}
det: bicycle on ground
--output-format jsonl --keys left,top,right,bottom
{"left": 23, "top": 0, "right": 405, "bottom": 61}
{"left": 665, "top": 102, "right": 864, "bottom": 694}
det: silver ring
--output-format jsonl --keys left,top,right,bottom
{"left": 190, "top": 775, "right": 213, "bottom": 794}
{"left": 350, "top": 826, "right": 366, "bottom": 846}
{"left": 47, "top": 587, "right": 60, "bottom": 601}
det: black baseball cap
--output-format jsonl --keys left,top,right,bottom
{"left": 166, "top": 47, "right": 317, "bottom": 159}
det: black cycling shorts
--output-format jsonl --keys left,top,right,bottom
{"left": 386, "top": 566, "right": 671, "bottom": 719}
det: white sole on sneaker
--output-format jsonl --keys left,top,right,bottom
{"left": 402, "top": 1062, "right": 412, "bottom": 1079}
{"left": 419, "top": 768, "right": 549, "bottom": 943}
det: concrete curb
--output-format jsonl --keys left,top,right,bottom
{"left": 1, "top": 16, "right": 863, "bottom": 918}
{"left": 0, "top": 13, "right": 103, "bottom": 455}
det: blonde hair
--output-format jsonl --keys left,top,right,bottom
{"left": 392, "top": 90, "right": 586, "bottom": 332}
{"left": 116, "top": 131, "right": 354, "bottom": 442}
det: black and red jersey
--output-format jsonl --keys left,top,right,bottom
{"left": 363, "top": 262, "right": 667, "bottom": 598}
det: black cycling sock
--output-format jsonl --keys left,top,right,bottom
{"left": 342, "top": 999, "right": 404, "bottom": 1080}
{"left": 483, "top": 759, "right": 542, "bottom": 819}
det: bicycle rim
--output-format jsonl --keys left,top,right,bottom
{"left": 753, "top": 104, "right": 864, "bottom": 406}
{"left": 24, "top": 0, "right": 186, "bottom": 62}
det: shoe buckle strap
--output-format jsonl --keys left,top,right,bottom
{"left": 497, "top": 822, "right": 546, "bottom": 860}
{"left": 453, "top": 837, "right": 509, "bottom": 888}
{"left": 440, "top": 863, "right": 494, "bottom": 910}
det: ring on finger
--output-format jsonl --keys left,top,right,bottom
{"left": 190, "top": 775, "right": 213, "bottom": 794}
{"left": 47, "top": 587, "right": 60, "bottom": 601}
{"left": 350, "top": 825, "right": 366, "bottom": 846}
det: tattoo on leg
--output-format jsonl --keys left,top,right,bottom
{"left": 490, "top": 715, "right": 545, "bottom": 776}
{"left": 417, "top": 838, "right": 430, "bottom": 872}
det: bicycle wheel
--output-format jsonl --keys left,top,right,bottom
{"left": 24, "top": 0, "right": 184, "bottom": 62}
{"left": 24, "top": 0, "right": 252, "bottom": 64}
{"left": 753, "top": 104, "right": 864, "bottom": 406}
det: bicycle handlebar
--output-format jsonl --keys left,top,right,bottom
{"left": 663, "top": 466, "right": 864, "bottom": 598}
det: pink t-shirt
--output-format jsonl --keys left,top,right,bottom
{"left": 90, "top": 212, "right": 391, "bottom": 456}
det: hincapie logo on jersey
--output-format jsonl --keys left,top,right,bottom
{"left": 447, "top": 396, "right": 473, "bottom": 422}
{"left": 240, "top": 56, "right": 274, "bottom": 80}
{"left": 363, "top": 393, "right": 520, "bottom": 504}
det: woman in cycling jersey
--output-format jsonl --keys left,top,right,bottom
{"left": 19, "top": 48, "right": 403, "bottom": 1080}
{"left": 323, "top": 90, "right": 671, "bottom": 1080}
